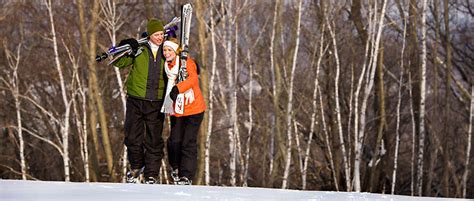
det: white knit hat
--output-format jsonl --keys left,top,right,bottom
{"left": 163, "top": 40, "right": 179, "bottom": 52}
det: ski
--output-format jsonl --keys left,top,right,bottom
{"left": 177, "top": 3, "right": 193, "bottom": 83}
{"left": 175, "top": 3, "right": 193, "bottom": 115}
{"left": 96, "top": 17, "right": 181, "bottom": 64}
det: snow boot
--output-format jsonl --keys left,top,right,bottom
{"left": 176, "top": 177, "right": 191, "bottom": 185}
{"left": 171, "top": 169, "right": 180, "bottom": 184}
{"left": 145, "top": 176, "right": 159, "bottom": 184}
{"left": 126, "top": 168, "right": 143, "bottom": 183}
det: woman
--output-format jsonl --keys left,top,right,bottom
{"left": 161, "top": 38, "right": 206, "bottom": 185}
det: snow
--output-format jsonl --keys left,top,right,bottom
{"left": 0, "top": 180, "right": 469, "bottom": 201}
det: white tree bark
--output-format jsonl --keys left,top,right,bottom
{"left": 268, "top": 0, "right": 281, "bottom": 178}
{"left": 99, "top": 0, "right": 128, "bottom": 183}
{"left": 282, "top": 0, "right": 302, "bottom": 189}
{"left": 302, "top": 22, "right": 330, "bottom": 190}
{"left": 2, "top": 40, "right": 26, "bottom": 180}
{"left": 45, "top": 0, "right": 72, "bottom": 182}
{"left": 353, "top": 0, "right": 387, "bottom": 192}
{"left": 204, "top": 2, "right": 217, "bottom": 185}
{"left": 391, "top": 15, "right": 408, "bottom": 195}
{"left": 219, "top": 0, "right": 237, "bottom": 186}
{"left": 62, "top": 38, "right": 90, "bottom": 182}
{"left": 243, "top": 51, "right": 253, "bottom": 187}
{"left": 233, "top": 18, "right": 244, "bottom": 185}
{"left": 318, "top": 85, "right": 339, "bottom": 191}
{"left": 294, "top": 121, "right": 304, "bottom": 186}
{"left": 353, "top": 2, "right": 376, "bottom": 192}
{"left": 462, "top": 86, "right": 473, "bottom": 198}
{"left": 408, "top": 71, "right": 416, "bottom": 196}
{"left": 326, "top": 17, "right": 351, "bottom": 192}
{"left": 416, "top": 0, "right": 428, "bottom": 195}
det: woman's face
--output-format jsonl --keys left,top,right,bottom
{"left": 163, "top": 46, "right": 176, "bottom": 61}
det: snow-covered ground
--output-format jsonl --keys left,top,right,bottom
{"left": 0, "top": 179, "right": 469, "bottom": 201}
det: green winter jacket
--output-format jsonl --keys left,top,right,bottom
{"left": 113, "top": 44, "right": 167, "bottom": 101}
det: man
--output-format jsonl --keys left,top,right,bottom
{"left": 113, "top": 19, "right": 167, "bottom": 184}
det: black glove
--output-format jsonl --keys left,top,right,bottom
{"left": 170, "top": 86, "right": 179, "bottom": 102}
{"left": 118, "top": 38, "right": 139, "bottom": 51}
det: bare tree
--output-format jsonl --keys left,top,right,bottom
{"left": 462, "top": 87, "right": 473, "bottom": 198}
{"left": 409, "top": 71, "right": 416, "bottom": 196}
{"left": 2, "top": 39, "right": 26, "bottom": 180}
{"left": 268, "top": 0, "right": 283, "bottom": 187}
{"left": 195, "top": 0, "right": 210, "bottom": 185}
{"left": 302, "top": 23, "right": 328, "bottom": 190}
{"left": 326, "top": 11, "right": 351, "bottom": 191}
{"left": 62, "top": 38, "right": 90, "bottom": 182}
{"left": 281, "top": 0, "right": 302, "bottom": 189}
{"left": 391, "top": 13, "right": 408, "bottom": 195}
{"left": 99, "top": 0, "right": 128, "bottom": 182}
{"left": 204, "top": 0, "right": 217, "bottom": 185}
{"left": 353, "top": 0, "right": 387, "bottom": 192}
{"left": 221, "top": 0, "right": 237, "bottom": 186}
{"left": 45, "top": 0, "right": 74, "bottom": 181}
{"left": 242, "top": 50, "right": 253, "bottom": 187}
{"left": 441, "top": 0, "right": 453, "bottom": 196}
{"left": 416, "top": 0, "right": 428, "bottom": 195}
{"left": 77, "top": 0, "right": 116, "bottom": 180}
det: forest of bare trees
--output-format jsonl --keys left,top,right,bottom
{"left": 0, "top": 0, "right": 472, "bottom": 198}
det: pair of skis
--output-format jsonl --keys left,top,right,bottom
{"left": 96, "top": 17, "right": 181, "bottom": 64}
{"left": 174, "top": 3, "right": 193, "bottom": 115}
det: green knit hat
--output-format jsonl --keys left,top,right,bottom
{"left": 147, "top": 19, "right": 164, "bottom": 35}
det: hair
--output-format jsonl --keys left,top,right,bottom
{"left": 166, "top": 37, "right": 181, "bottom": 53}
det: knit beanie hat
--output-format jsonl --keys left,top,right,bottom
{"left": 163, "top": 38, "right": 180, "bottom": 53}
{"left": 147, "top": 19, "right": 164, "bottom": 35}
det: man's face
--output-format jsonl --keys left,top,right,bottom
{"left": 149, "top": 31, "right": 164, "bottom": 46}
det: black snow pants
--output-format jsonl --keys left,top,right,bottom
{"left": 167, "top": 112, "right": 204, "bottom": 180}
{"left": 124, "top": 96, "right": 165, "bottom": 178}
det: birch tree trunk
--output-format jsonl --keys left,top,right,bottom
{"left": 243, "top": 51, "right": 253, "bottom": 187}
{"left": 195, "top": 0, "right": 210, "bottom": 185}
{"left": 218, "top": 0, "right": 237, "bottom": 186}
{"left": 302, "top": 23, "right": 327, "bottom": 190}
{"left": 281, "top": 0, "right": 302, "bottom": 189}
{"left": 326, "top": 16, "right": 351, "bottom": 192}
{"left": 77, "top": 0, "right": 115, "bottom": 180}
{"left": 45, "top": 0, "right": 72, "bottom": 182}
{"left": 3, "top": 41, "right": 26, "bottom": 180}
{"left": 442, "top": 0, "right": 452, "bottom": 196}
{"left": 14, "top": 55, "right": 26, "bottom": 181}
{"left": 352, "top": 1, "right": 376, "bottom": 192}
{"left": 99, "top": 0, "right": 128, "bottom": 182}
{"left": 233, "top": 18, "right": 244, "bottom": 185}
{"left": 268, "top": 0, "right": 283, "bottom": 187}
{"left": 76, "top": 0, "right": 99, "bottom": 182}
{"left": 416, "top": 0, "right": 428, "bottom": 195}
{"left": 63, "top": 38, "right": 90, "bottom": 182}
{"left": 408, "top": 72, "right": 416, "bottom": 196}
{"left": 462, "top": 87, "right": 473, "bottom": 198}
{"left": 391, "top": 15, "right": 407, "bottom": 195}
{"left": 425, "top": 0, "right": 441, "bottom": 195}
{"left": 354, "top": 0, "right": 387, "bottom": 192}
{"left": 204, "top": 2, "right": 217, "bottom": 185}
{"left": 318, "top": 84, "right": 339, "bottom": 191}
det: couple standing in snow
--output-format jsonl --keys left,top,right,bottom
{"left": 113, "top": 19, "right": 206, "bottom": 185}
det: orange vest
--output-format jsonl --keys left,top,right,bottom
{"left": 170, "top": 58, "right": 206, "bottom": 117}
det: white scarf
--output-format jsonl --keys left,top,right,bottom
{"left": 148, "top": 41, "right": 160, "bottom": 58}
{"left": 161, "top": 56, "right": 195, "bottom": 114}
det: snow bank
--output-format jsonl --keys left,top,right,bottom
{"left": 0, "top": 179, "right": 468, "bottom": 201}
